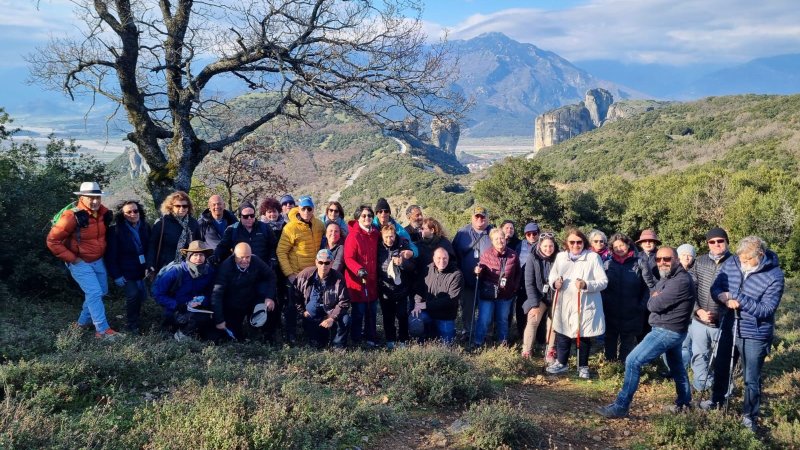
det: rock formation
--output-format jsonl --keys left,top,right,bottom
{"left": 534, "top": 88, "right": 613, "bottom": 151}
{"left": 585, "top": 88, "right": 614, "bottom": 128}
{"left": 431, "top": 118, "right": 460, "bottom": 155}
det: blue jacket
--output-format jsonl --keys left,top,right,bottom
{"left": 711, "top": 250, "right": 784, "bottom": 340}
{"left": 106, "top": 221, "right": 151, "bottom": 281}
{"left": 452, "top": 224, "right": 494, "bottom": 288}
{"left": 152, "top": 262, "right": 215, "bottom": 313}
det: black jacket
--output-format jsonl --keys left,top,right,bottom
{"left": 648, "top": 263, "right": 695, "bottom": 334}
{"left": 417, "top": 235, "right": 456, "bottom": 270}
{"left": 213, "top": 221, "right": 277, "bottom": 267}
{"left": 106, "top": 220, "right": 152, "bottom": 281}
{"left": 147, "top": 214, "right": 201, "bottom": 271}
{"left": 414, "top": 262, "right": 464, "bottom": 320}
{"left": 197, "top": 209, "right": 237, "bottom": 249}
{"left": 689, "top": 252, "right": 731, "bottom": 327}
{"left": 639, "top": 250, "right": 658, "bottom": 289}
{"left": 377, "top": 237, "right": 415, "bottom": 299}
{"left": 211, "top": 254, "right": 276, "bottom": 325}
{"left": 602, "top": 253, "right": 650, "bottom": 334}
{"left": 294, "top": 265, "right": 350, "bottom": 320}
{"left": 523, "top": 247, "right": 556, "bottom": 311}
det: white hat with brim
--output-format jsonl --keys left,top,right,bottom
{"left": 73, "top": 181, "right": 106, "bottom": 196}
{"left": 250, "top": 303, "right": 267, "bottom": 328}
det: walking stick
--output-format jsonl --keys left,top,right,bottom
{"left": 699, "top": 312, "right": 726, "bottom": 403}
{"left": 362, "top": 276, "right": 373, "bottom": 346}
{"left": 468, "top": 272, "right": 480, "bottom": 349}
{"left": 576, "top": 288, "right": 583, "bottom": 374}
{"left": 545, "top": 285, "right": 560, "bottom": 362}
{"left": 725, "top": 309, "right": 741, "bottom": 412}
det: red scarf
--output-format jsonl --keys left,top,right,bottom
{"left": 612, "top": 250, "right": 634, "bottom": 265}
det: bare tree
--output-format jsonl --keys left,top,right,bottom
{"left": 28, "top": 0, "right": 463, "bottom": 204}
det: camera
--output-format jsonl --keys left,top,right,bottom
{"left": 391, "top": 250, "right": 400, "bottom": 258}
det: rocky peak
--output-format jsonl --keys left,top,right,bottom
{"left": 585, "top": 88, "right": 614, "bottom": 127}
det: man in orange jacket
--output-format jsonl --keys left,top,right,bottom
{"left": 47, "top": 182, "right": 124, "bottom": 340}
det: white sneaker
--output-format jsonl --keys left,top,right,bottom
{"left": 174, "top": 330, "right": 190, "bottom": 342}
{"left": 546, "top": 361, "right": 569, "bottom": 374}
{"left": 578, "top": 366, "right": 591, "bottom": 379}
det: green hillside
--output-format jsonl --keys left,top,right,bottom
{"left": 535, "top": 94, "right": 800, "bottom": 183}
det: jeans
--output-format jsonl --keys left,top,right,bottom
{"left": 379, "top": 294, "right": 409, "bottom": 342}
{"left": 711, "top": 326, "right": 771, "bottom": 420}
{"left": 122, "top": 279, "right": 147, "bottom": 332}
{"left": 350, "top": 301, "right": 378, "bottom": 343}
{"left": 303, "top": 313, "right": 350, "bottom": 348}
{"left": 688, "top": 318, "right": 721, "bottom": 391}
{"left": 473, "top": 298, "right": 513, "bottom": 346}
{"left": 69, "top": 258, "right": 110, "bottom": 332}
{"left": 555, "top": 331, "right": 591, "bottom": 366}
{"left": 614, "top": 327, "right": 691, "bottom": 411}
{"left": 411, "top": 311, "right": 456, "bottom": 344}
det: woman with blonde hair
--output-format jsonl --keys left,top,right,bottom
{"left": 146, "top": 191, "right": 201, "bottom": 273}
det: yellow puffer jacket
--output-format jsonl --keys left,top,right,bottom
{"left": 276, "top": 207, "right": 325, "bottom": 277}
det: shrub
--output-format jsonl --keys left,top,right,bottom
{"left": 650, "top": 410, "right": 762, "bottom": 450}
{"left": 472, "top": 346, "right": 537, "bottom": 382}
{"left": 458, "top": 399, "right": 541, "bottom": 449}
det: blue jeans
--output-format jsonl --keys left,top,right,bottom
{"left": 350, "top": 301, "right": 377, "bottom": 343}
{"left": 614, "top": 327, "right": 691, "bottom": 411}
{"left": 303, "top": 313, "right": 350, "bottom": 348}
{"left": 711, "top": 326, "right": 771, "bottom": 420}
{"left": 411, "top": 311, "right": 456, "bottom": 344}
{"left": 123, "top": 279, "right": 148, "bottom": 332}
{"left": 688, "top": 318, "right": 721, "bottom": 391}
{"left": 474, "top": 298, "right": 513, "bottom": 346}
{"left": 69, "top": 258, "right": 110, "bottom": 332}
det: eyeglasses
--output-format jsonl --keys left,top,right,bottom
{"left": 377, "top": 209, "right": 390, "bottom": 214}
{"left": 655, "top": 257, "right": 673, "bottom": 263}
{"left": 567, "top": 240, "right": 583, "bottom": 245}
{"left": 708, "top": 239, "right": 726, "bottom": 245}
{"left": 241, "top": 214, "right": 255, "bottom": 219}
{"left": 474, "top": 214, "right": 486, "bottom": 219}
{"left": 124, "top": 209, "right": 139, "bottom": 214}
{"left": 317, "top": 260, "right": 331, "bottom": 266}
{"left": 282, "top": 202, "right": 295, "bottom": 207}
{"left": 592, "top": 240, "right": 606, "bottom": 244}
{"left": 300, "top": 206, "right": 313, "bottom": 212}
{"left": 173, "top": 204, "right": 189, "bottom": 209}
{"left": 525, "top": 231, "right": 539, "bottom": 236}
{"left": 360, "top": 213, "right": 374, "bottom": 219}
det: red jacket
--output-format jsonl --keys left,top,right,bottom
{"left": 478, "top": 246, "right": 521, "bottom": 300}
{"left": 343, "top": 220, "right": 379, "bottom": 303}
{"left": 46, "top": 202, "right": 110, "bottom": 263}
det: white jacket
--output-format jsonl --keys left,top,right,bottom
{"left": 548, "top": 250, "right": 608, "bottom": 338}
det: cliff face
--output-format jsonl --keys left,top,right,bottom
{"left": 534, "top": 89, "right": 613, "bottom": 151}
{"left": 431, "top": 118, "right": 460, "bottom": 155}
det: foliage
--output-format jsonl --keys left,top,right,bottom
{"left": 0, "top": 123, "right": 113, "bottom": 296}
{"left": 457, "top": 399, "right": 541, "bottom": 449}
{"left": 650, "top": 411, "right": 762, "bottom": 450}
{"left": 472, "top": 157, "right": 561, "bottom": 229}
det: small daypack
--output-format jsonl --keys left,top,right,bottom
{"left": 153, "top": 260, "right": 185, "bottom": 297}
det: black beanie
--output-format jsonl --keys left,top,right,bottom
{"left": 375, "top": 198, "right": 391, "bottom": 214}
{"left": 238, "top": 201, "right": 256, "bottom": 216}
{"left": 705, "top": 227, "right": 729, "bottom": 241}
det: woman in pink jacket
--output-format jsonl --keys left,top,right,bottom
{"left": 343, "top": 204, "right": 380, "bottom": 346}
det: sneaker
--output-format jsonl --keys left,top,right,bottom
{"left": 596, "top": 403, "right": 629, "bottom": 419}
{"left": 95, "top": 328, "right": 125, "bottom": 341}
{"left": 545, "top": 347, "right": 557, "bottom": 365}
{"left": 578, "top": 366, "right": 591, "bottom": 379}
{"left": 741, "top": 415, "right": 756, "bottom": 432}
{"left": 699, "top": 400, "right": 720, "bottom": 411}
{"left": 546, "top": 361, "right": 569, "bottom": 374}
{"left": 386, "top": 341, "right": 396, "bottom": 350}
{"left": 173, "top": 330, "right": 190, "bottom": 342}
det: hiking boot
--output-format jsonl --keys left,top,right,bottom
{"left": 96, "top": 328, "right": 125, "bottom": 341}
{"left": 545, "top": 347, "right": 557, "bottom": 365}
{"left": 663, "top": 404, "right": 692, "bottom": 413}
{"left": 578, "top": 366, "right": 591, "bottom": 379}
{"left": 741, "top": 415, "right": 756, "bottom": 432}
{"left": 546, "top": 361, "right": 569, "bottom": 374}
{"left": 597, "top": 403, "right": 629, "bottom": 419}
{"left": 699, "top": 400, "right": 720, "bottom": 411}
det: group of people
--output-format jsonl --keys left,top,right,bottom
{"left": 47, "top": 182, "right": 784, "bottom": 431}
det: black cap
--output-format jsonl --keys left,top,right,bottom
{"left": 375, "top": 198, "right": 391, "bottom": 214}
{"left": 705, "top": 227, "right": 729, "bottom": 242}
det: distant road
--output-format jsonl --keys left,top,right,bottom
{"left": 328, "top": 164, "right": 366, "bottom": 202}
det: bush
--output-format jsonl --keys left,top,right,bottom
{"left": 458, "top": 399, "right": 541, "bottom": 449}
{"left": 651, "top": 410, "right": 762, "bottom": 449}
{"left": 472, "top": 346, "right": 537, "bottom": 382}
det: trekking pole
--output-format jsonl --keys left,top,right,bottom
{"left": 468, "top": 271, "right": 480, "bottom": 349}
{"left": 576, "top": 288, "right": 583, "bottom": 374}
{"left": 724, "top": 309, "right": 741, "bottom": 412}
{"left": 545, "top": 282, "right": 561, "bottom": 363}
{"left": 361, "top": 276, "right": 372, "bottom": 346}
{"left": 699, "top": 313, "right": 726, "bottom": 403}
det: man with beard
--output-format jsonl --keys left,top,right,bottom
{"left": 597, "top": 246, "right": 695, "bottom": 418}
{"left": 452, "top": 205, "right": 494, "bottom": 336}
{"left": 404, "top": 205, "right": 424, "bottom": 243}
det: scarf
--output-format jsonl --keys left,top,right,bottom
{"left": 174, "top": 214, "right": 191, "bottom": 262}
{"left": 710, "top": 251, "right": 728, "bottom": 263}
{"left": 612, "top": 250, "right": 634, "bottom": 265}
{"left": 186, "top": 261, "right": 208, "bottom": 279}
{"left": 568, "top": 251, "right": 582, "bottom": 262}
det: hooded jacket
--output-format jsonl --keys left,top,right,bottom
{"left": 523, "top": 244, "right": 558, "bottom": 312}
{"left": 548, "top": 249, "right": 609, "bottom": 338}
{"left": 711, "top": 250, "right": 784, "bottom": 340}
{"left": 648, "top": 262, "right": 695, "bottom": 334}
{"left": 276, "top": 206, "right": 325, "bottom": 277}
{"left": 47, "top": 201, "right": 111, "bottom": 263}
{"left": 197, "top": 209, "right": 237, "bottom": 249}
{"left": 343, "top": 219, "right": 380, "bottom": 303}
{"left": 414, "top": 261, "right": 464, "bottom": 321}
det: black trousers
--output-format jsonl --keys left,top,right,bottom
{"left": 555, "top": 331, "right": 591, "bottom": 366}
{"left": 379, "top": 293, "right": 409, "bottom": 342}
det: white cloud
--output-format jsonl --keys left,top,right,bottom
{"left": 428, "top": 0, "right": 800, "bottom": 65}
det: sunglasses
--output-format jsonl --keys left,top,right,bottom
{"left": 655, "top": 256, "right": 673, "bottom": 263}
{"left": 241, "top": 214, "right": 255, "bottom": 219}
{"left": 328, "top": 208, "right": 339, "bottom": 213}
{"left": 360, "top": 213, "right": 374, "bottom": 219}
{"left": 124, "top": 209, "right": 139, "bottom": 214}
{"left": 300, "top": 206, "right": 313, "bottom": 212}
{"left": 173, "top": 204, "right": 189, "bottom": 209}
{"left": 567, "top": 240, "right": 583, "bottom": 245}
{"left": 708, "top": 239, "right": 726, "bottom": 245}
{"left": 592, "top": 240, "right": 606, "bottom": 244}
{"left": 539, "top": 232, "right": 555, "bottom": 239}
{"left": 282, "top": 202, "right": 295, "bottom": 207}
{"left": 377, "top": 209, "right": 390, "bottom": 214}
{"left": 317, "top": 260, "right": 331, "bottom": 266}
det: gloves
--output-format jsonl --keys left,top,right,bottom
{"left": 114, "top": 277, "right": 126, "bottom": 287}
{"left": 357, "top": 268, "right": 368, "bottom": 279}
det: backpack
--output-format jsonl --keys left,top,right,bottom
{"left": 153, "top": 260, "right": 185, "bottom": 297}
{"left": 49, "top": 201, "right": 113, "bottom": 245}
